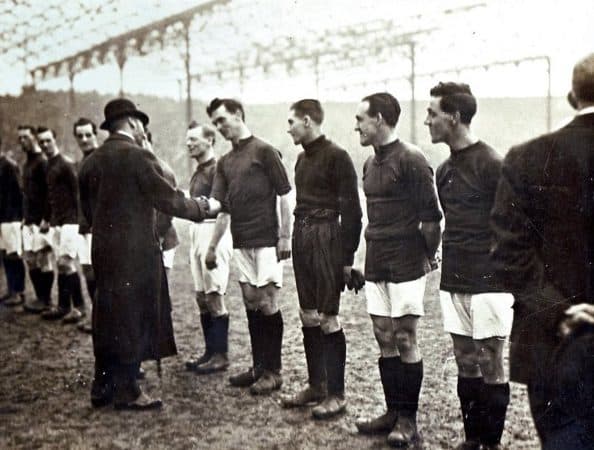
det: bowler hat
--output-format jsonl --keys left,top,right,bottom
{"left": 100, "top": 98, "right": 149, "bottom": 130}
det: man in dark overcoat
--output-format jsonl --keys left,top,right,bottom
{"left": 79, "top": 98, "right": 208, "bottom": 411}
{"left": 491, "top": 53, "right": 594, "bottom": 448}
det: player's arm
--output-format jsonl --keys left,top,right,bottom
{"left": 205, "top": 212, "right": 230, "bottom": 270}
{"left": 277, "top": 193, "right": 292, "bottom": 261}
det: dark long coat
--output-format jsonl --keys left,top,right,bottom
{"left": 79, "top": 134, "right": 205, "bottom": 364}
{"left": 491, "top": 113, "right": 594, "bottom": 384}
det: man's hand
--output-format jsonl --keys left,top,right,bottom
{"left": 205, "top": 246, "right": 218, "bottom": 270}
{"left": 344, "top": 266, "right": 365, "bottom": 294}
{"left": 559, "top": 303, "right": 594, "bottom": 337}
{"left": 276, "top": 236, "right": 291, "bottom": 262}
{"left": 39, "top": 219, "right": 49, "bottom": 233}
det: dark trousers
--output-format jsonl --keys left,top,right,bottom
{"left": 292, "top": 218, "right": 343, "bottom": 315}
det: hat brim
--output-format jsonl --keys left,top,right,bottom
{"left": 99, "top": 110, "right": 150, "bottom": 130}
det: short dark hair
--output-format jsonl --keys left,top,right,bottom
{"left": 36, "top": 126, "right": 56, "bottom": 138}
{"left": 290, "top": 99, "right": 324, "bottom": 124}
{"left": 429, "top": 82, "right": 477, "bottom": 125}
{"left": 17, "top": 124, "right": 36, "bottom": 134}
{"left": 361, "top": 92, "right": 401, "bottom": 127}
{"left": 206, "top": 98, "right": 245, "bottom": 121}
{"left": 572, "top": 53, "right": 594, "bottom": 103}
{"left": 73, "top": 117, "right": 97, "bottom": 136}
{"left": 188, "top": 120, "right": 216, "bottom": 144}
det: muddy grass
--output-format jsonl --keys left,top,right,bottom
{"left": 0, "top": 221, "right": 539, "bottom": 449}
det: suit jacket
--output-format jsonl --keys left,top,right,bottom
{"left": 491, "top": 112, "right": 594, "bottom": 384}
{"left": 79, "top": 134, "right": 205, "bottom": 364}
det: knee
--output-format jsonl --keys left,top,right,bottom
{"left": 320, "top": 314, "right": 340, "bottom": 334}
{"left": 300, "top": 309, "right": 320, "bottom": 327}
{"left": 395, "top": 329, "right": 416, "bottom": 353}
{"left": 453, "top": 346, "right": 480, "bottom": 374}
{"left": 372, "top": 323, "right": 395, "bottom": 350}
{"left": 57, "top": 256, "right": 76, "bottom": 274}
{"left": 205, "top": 292, "right": 227, "bottom": 316}
{"left": 195, "top": 291, "right": 208, "bottom": 312}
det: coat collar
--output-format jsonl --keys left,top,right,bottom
{"left": 106, "top": 132, "right": 137, "bottom": 145}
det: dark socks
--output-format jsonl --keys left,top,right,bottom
{"left": 246, "top": 309, "right": 264, "bottom": 374}
{"left": 39, "top": 271, "right": 54, "bottom": 306}
{"left": 397, "top": 360, "right": 423, "bottom": 420}
{"left": 208, "top": 315, "right": 229, "bottom": 354}
{"left": 57, "top": 274, "right": 71, "bottom": 311}
{"left": 457, "top": 376, "right": 485, "bottom": 443}
{"left": 303, "top": 326, "right": 326, "bottom": 388}
{"left": 68, "top": 273, "right": 84, "bottom": 309}
{"left": 380, "top": 356, "right": 401, "bottom": 411}
{"left": 323, "top": 329, "right": 346, "bottom": 396}
{"left": 5, "top": 257, "right": 25, "bottom": 293}
{"left": 200, "top": 312, "right": 213, "bottom": 357}
{"left": 29, "top": 268, "right": 42, "bottom": 301}
{"left": 261, "top": 311, "right": 283, "bottom": 374}
{"left": 481, "top": 382, "right": 510, "bottom": 446}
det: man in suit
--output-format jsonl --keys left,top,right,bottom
{"left": 79, "top": 98, "right": 208, "bottom": 411}
{"left": 491, "top": 53, "right": 594, "bottom": 449}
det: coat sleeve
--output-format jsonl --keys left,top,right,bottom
{"left": 136, "top": 150, "right": 206, "bottom": 222}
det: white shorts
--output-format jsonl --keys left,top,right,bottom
{"left": 78, "top": 233, "right": 92, "bottom": 266}
{"left": 52, "top": 224, "right": 85, "bottom": 259}
{"left": 22, "top": 224, "right": 53, "bottom": 253}
{"left": 440, "top": 291, "right": 514, "bottom": 340}
{"left": 235, "top": 246, "right": 283, "bottom": 288}
{"left": 162, "top": 247, "right": 176, "bottom": 270}
{"left": 366, "top": 276, "right": 426, "bottom": 318}
{"left": 0, "top": 222, "right": 22, "bottom": 255}
{"left": 189, "top": 220, "right": 233, "bottom": 294}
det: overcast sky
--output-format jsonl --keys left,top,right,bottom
{"left": 2, "top": 0, "right": 592, "bottom": 102}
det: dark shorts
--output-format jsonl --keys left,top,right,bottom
{"left": 292, "top": 218, "right": 343, "bottom": 316}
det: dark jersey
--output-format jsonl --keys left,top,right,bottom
{"left": 363, "top": 139, "right": 442, "bottom": 283}
{"left": 46, "top": 153, "right": 79, "bottom": 226}
{"left": 22, "top": 151, "right": 48, "bottom": 225}
{"left": 189, "top": 157, "right": 218, "bottom": 220}
{"left": 294, "top": 135, "right": 362, "bottom": 265}
{"left": 0, "top": 155, "right": 23, "bottom": 222}
{"left": 437, "top": 141, "right": 504, "bottom": 293}
{"left": 211, "top": 136, "right": 291, "bottom": 248}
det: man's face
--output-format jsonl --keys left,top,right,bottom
{"left": 425, "top": 97, "right": 454, "bottom": 144}
{"left": 210, "top": 105, "right": 241, "bottom": 141}
{"left": 37, "top": 130, "right": 57, "bottom": 157}
{"left": 17, "top": 129, "right": 35, "bottom": 152}
{"left": 74, "top": 123, "right": 98, "bottom": 153}
{"left": 186, "top": 127, "right": 212, "bottom": 159}
{"left": 287, "top": 109, "right": 308, "bottom": 146}
{"left": 355, "top": 101, "right": 380, "bottom": 147}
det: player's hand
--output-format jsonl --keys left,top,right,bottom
{"left": 559, "top": 303, "right": 594, "bottom": 337}
{"left": 276, "top": 237, "right": 291, "bottom": 262}
{"left": 39, "top": 220, "right": 49, "bottom": 233}
{"left": 205, "top": 246, "right": 217, "bottom": 270}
